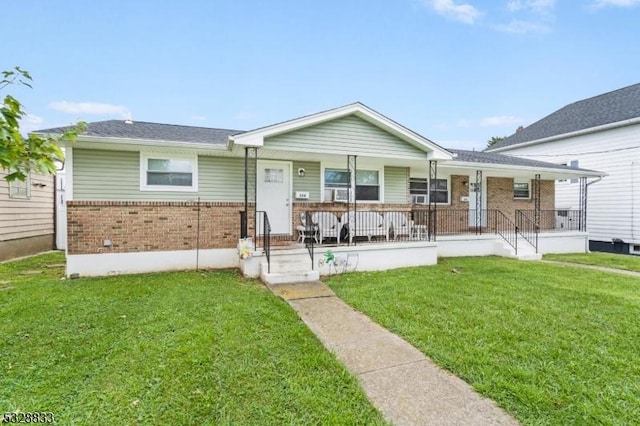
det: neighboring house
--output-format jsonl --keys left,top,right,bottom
{"left": 36, "top": 103, "right": 602, "bottom": 277}
{"left": 487, "top": 83, "right": 640, "bottom": 254}
{"left": 0, "top": 171, "right": 55, "bottom": 261}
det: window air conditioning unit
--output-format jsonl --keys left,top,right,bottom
{"left": 333, "top": 188, "right": 352, "bottom": 202}
{"left": 410, "top": 194, "right": 427, "bottom": 204}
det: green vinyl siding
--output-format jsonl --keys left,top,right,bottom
{"left": 384, "top": 166, "right": 409, "bottom": 203}
{"left": 266, "top": 115, "right": 427, "bottom": 159}
{"left": 73, "top": 149, "right": 245, "bottom": 201}
{"left": 199, "top": 157, "right": 247, "bottom": 201}
{"left": 292, "top": 161, "right": 321, "bottom": 202}
{"left": 74, "top": 149, "right": 140, "bottom": 200}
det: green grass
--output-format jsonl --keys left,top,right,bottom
{"left": 544, "top": 251, "right": 640, "bottom": 272}
{"left": 1, "top": 252, "right": 387, "bottom": 425}
{"left": 326, "top": 256, "right": 640, "bottom": 425}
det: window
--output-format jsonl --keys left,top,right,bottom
{"left": 409, "top": 178, "right": 428, "bottom": 204}
{"left": 430, "top": 178, "right": 449, "bottom": 203}
{"left": 409, "top": 177, "right": 449, "bottom": 204}
{"left": 323, "top": 168, "right": 380, "bottom": 201}
{"left": 9, "top": 174, "right": 30, "bottom": 199}
{"left": 140, "top": 154, "right": 198, "bottom": 191}
{"left": 355, "top": 170, "right": 379, "bottom": 201}
{"left": 513, "top": 179, "right": 530, "bottom": 199}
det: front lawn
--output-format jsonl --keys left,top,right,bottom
{"left": 0, "top": 252, "right": 386, "bottom": 425}
{"left": 326, "top": 256, "right": 640, "bottom": 425}
{"left": 544, "top": 251, "right": 640, "bottom": 272}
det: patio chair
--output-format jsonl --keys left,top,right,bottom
{"left": 384, "top": 211, "right": 413, "bottom": 240}
{"left": 342, "top": 211, "right": 388, "bottom": 243}
{"left": 296, "top": 212, "right": 318, "bottom": 244}
{"left": 311, "top": 211, "right": 341, "bottom": 244}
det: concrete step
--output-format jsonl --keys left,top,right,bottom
{"left": 260, "top": 269, "right": 320, "bottom": 285}
{"left": 494, "top": 238, "right": 541, "bottom": 261}
{"left": 262, "top": 258, "right": 315, "bottom": 274}
{"left": 259, "top": 249, "right": 319, "bottom": 284}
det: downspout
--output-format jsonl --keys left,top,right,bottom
{"left": 585, "top": 176, "right": 604, "bottom": 252}
{"left": 53, "top": 174, "right": 57, "bottom": 250}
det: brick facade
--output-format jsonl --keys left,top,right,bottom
{"left": 67, "top": 177, "right": 556, "bottom": 254}
{"left": 486, "top": 177, "right": 555, "bottom": 222}
{"left": 67, "top": 201, "right": 248, "bottom": 255}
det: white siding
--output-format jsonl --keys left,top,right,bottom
{"left": 499, "top": 124, "right": 640, "bottom": 244}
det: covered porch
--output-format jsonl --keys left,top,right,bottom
{"left": 228, "top": 103, "right": 602, "bottom": 281}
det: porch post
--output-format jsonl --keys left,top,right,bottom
{"left": 347, "top": 155, "right": 357, "bottom": 246}
{"left": 429, "top": 160, "right": 438, "bottom": 241}
{"left": 242, "top": 147, "right": 249, "bottom": 238}
{"left": 475, "top": 170, "right": 483, "bottom": 235}
{"left": 534, "top": 173, "right": 541, "bottom": 233}
{"left": 579, "top": 177, "right": 587, "bottom": 231}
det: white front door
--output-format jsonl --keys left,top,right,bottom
{"left": 256, "top": 161, "right": 292, "bottom": 235}
{"left": 468, "top": 174, "right": 487, "bottom": 227}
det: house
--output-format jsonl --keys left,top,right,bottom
{"left": 35, "top": 103, "right": 603, "bottom": 279}
{"left": 0, "top": 171, "right": 56, "bottom": 261}
{"left": 486, "top": 83, "right": 640, "bottom": 254}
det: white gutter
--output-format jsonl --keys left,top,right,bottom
{"left": 444, "top": 160, "right": 605, "bottom": 178}
{"left": 65, "top": 135, "right": 230, "bottom": 151}
{"left": 488, "top": 116, "right": 640, "bottom": 153}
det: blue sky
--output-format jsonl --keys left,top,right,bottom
{"left": 5, "top": 0, "right": 640, "bottom": 150}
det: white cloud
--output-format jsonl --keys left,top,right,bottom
{"left": 426, "top": 0, "right": 482, "bottom": 24}
{"left": 507, "top": 0, "right": 556, "bottom": 13}
{"left": 19, "top": 114, "right": 45, "bottom": 134}
{"left": 479, "top": 115, "right": 521, "bottom": 127}
{"left": 495, "top": 19, "right": 551, "bottom": 33}
{"left": 49, "top": 101, "right": 129, "bottom": 117}
{"left": 591, "top": 0, "right": 640, "bottom": 7}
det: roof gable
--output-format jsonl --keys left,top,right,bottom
{"left": 230, "top": 102, "right": 453, "bottom": 160}
{"left": 488, "top": 82, "right": 640, "bottom": 151}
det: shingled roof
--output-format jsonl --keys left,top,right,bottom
{"left": 449, "top": 149, "right": 598, "bottom": 173}
{"left": 36, "top": 120, "right": 244, "bottom": 146}
{"left": 487, "top": 82, "right": 640, "bottom": 151}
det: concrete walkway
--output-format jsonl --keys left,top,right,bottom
{"left": 541, "top": 260, "right": 640, "bottom": 277}
{"left": 268, "top": 282, "right": 519, "bottom": 426}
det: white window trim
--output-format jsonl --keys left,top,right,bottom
{"left": 9, "top": 173, "right": 31, "bottom": 199}
{"left": 410, "top": 175, "right": 451, "bottom": 205}
{"left": 513, "top": 179, "right": 531, "bottom": 200}
{"left": 140, "top": 153, "right": 198, "bottom": 192}
{"left": 321, "top": 164, "right": 384, "bottom": 203}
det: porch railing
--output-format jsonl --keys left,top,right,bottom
{"left": 492, "top": 210, "right": 518, "bottom": 254}
{"left": 515, "top": 210, "right": 539, "bottom": 253}
{"left": 255, "top": 210, "right": 271, "bottom": 273}
{"left": 519, "top": 209, "right": 585, "bottom": 232}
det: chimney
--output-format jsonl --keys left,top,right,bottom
{"left": 516, "top": 125, "right": 524, "bottom": 132}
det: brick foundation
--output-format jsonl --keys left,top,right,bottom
{"left": 67, "top": 201, "right": 248, "bottom": 255}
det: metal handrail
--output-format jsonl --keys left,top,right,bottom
{"left": 255, "top": 210, "right": 271, "bottom": 274}
{"left": 492, "top": 210, "right": 518, "bottom": 254}
{"left": 515, "top": 210, "right": 538, "bottom": 253}
{"left": 303, "top": 211, "right": 315, "bottom": 270}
